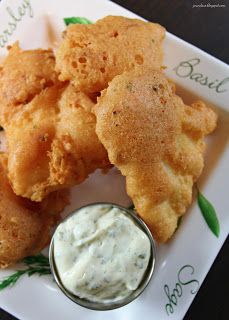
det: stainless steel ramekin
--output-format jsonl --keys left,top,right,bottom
{"left": 49, "top": 202, "right": 156, "bottom": 311}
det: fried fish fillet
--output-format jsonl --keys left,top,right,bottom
{"left": 0, "top": 44, "right": 109, "bottom": 201}
{"left": 0, "top": 155, "right": 68, "bottom": 268}
{"left": 0, "top": 42, "right": 58, "bottom": 126}
{"left": 94, "top": 68, "right": 217, "bottom": 242}
{"left": 6, "top": 84, "right": 109, "bottom": 201}
{"left": 56, "top": 15, "right": 165, "bottom": 94}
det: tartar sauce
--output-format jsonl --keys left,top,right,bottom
{"left": 53, "top": 204, "right": 151, "bottom": 303}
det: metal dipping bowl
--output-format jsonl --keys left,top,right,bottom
{"left": 49, "top": 203, "right": 156, "bottom": 311}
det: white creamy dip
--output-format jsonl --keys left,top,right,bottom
{"left": 53, "top": 204, "right": 151, "bottom": 303}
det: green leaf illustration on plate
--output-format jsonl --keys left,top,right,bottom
{"left": 0, "top": 254, "right": 51, "bottom": 290}
{"left": 197, "top": 189, "right": 220, "bottom": 237}
{"left": 64, "top": 17, "right": 92, "bottom": 26}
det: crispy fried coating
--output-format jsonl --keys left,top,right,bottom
{"left": 0, "top": 42, "right": 59, "bottom": 126}
{"left": 56, "top": 16, "right": 165, "bottom": 94}
{"left": 0, "top": 45, "right": 109, "bottom": 201}
{"left": 6, "top": 84, "right": 109, "bottom": 201}
{"left": 94, "top": 68, "right": 217, "bottom": 242}
{"left": 0, "top": 156, "right": 68, "bottom": 268}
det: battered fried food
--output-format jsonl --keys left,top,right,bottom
{"left": 0, "top": 155, "right": 68, "bottom": 268}
{"left": 5, "top": 83, "right": 109, "bottom": 201}
{"left": 0, "top": 42, "right": 58, "bottom": 126}
{"left": 94, "top": 68, "right": 217, "bottom": 242}
{"left": 56, "top": 16, "right": 165, "bottom": 94}
{"left": 0, "top": 44, "right": 109, "bottom": 201}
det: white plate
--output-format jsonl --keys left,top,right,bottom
{"left": 0, "top": 0, "right": 228, "bottom": 319}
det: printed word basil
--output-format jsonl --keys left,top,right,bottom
{"left": 174, "top": 58, "right": 229, "bottom": 93}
